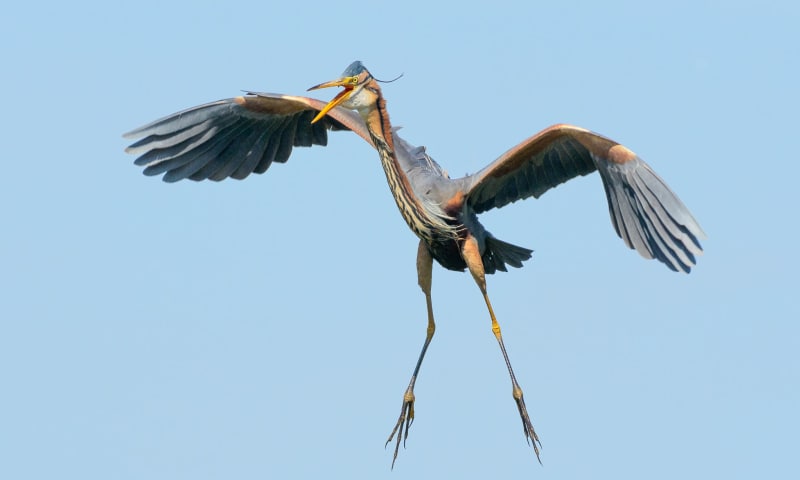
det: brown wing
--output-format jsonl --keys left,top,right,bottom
{"left": 123, "top": 93, "right": 372, "bottom": 182}
{"left": 462, "top": 124, "right": 705, "bottom": 272}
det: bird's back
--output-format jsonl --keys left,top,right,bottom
{"left": 392, "top": 132, "right": 462, "bottom": 213}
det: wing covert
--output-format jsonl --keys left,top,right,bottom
{"left": 464, "top": 125, "right": 598, "bottom": 213}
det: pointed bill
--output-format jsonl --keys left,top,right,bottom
{"left": 307, "top": 76, "right": 357, "bottom": 124}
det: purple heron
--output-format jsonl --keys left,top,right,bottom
{"left": 124, "top": 61, "right": 705, "bottom": 467}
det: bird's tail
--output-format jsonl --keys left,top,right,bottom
{"left": 482, "top": 236, "right": 533, "bottom": 274}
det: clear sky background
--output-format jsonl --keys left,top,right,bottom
{"left": 1, "top": 1, "right": 797, "bottom": 479}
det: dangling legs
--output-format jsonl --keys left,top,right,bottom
{"left": 386, "top": 240, "right": 436, "bottom": 468}
{"left": 461, "top": 234, "right": 542, "bottom": 462}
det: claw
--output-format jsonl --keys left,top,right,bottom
{"left": 386, "top": 389, "right": 415, "bottom": 469}
{"left": 513, "top": 387, "right": 542, "bottom": 463}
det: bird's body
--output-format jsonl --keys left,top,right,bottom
{"left": 124, "top": 61, "right": 705, "bottom": 468}
{"left": 371, "top": 131, "right": 533, "bottom": 273}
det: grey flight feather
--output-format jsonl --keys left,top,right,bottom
{"left": 123, "top": 93, "right": 372, "bottom": 183}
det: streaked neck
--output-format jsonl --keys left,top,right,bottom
{"left": 363, "top": 95, "right": 395, "bottom": 154}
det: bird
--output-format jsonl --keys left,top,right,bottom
{"left": 124, "top": 60, "right": 705, "bottom": 468}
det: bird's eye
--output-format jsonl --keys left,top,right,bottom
{"left": 345, "top": 76, "right": 359, "bottom": 86}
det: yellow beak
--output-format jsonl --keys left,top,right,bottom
{"left": 307, "top": 76, "right": 357, "bottom": 124}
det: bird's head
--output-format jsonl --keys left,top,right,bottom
{"left": 308, "top": 61, "right": 380, "bottom": 123}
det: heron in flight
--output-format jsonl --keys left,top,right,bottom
{"left": 124, "top": 61, "right": 705, "bottom": 467}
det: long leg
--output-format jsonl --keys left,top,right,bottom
{"left": 461, "top": 234, "right": 542, "bottom": 462}
{"left": 386, "top": 240, "right": 435, "bottom": 468}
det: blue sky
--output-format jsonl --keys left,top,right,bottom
{"left": 1, "top": 1, "right": 797, "bottom": 478}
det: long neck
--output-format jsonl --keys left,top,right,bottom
{"left": 362, "top": 94, "right": 444, "bottom": 242}
{"left": 365, "top": 96, "right": 395, "bottom": 155}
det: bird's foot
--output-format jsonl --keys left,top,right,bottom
{"left": 513, "top": 385, "right": 542, "bottom": 463}
{"left": 385, "top": 387, "right": 415, "bottom": 469}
